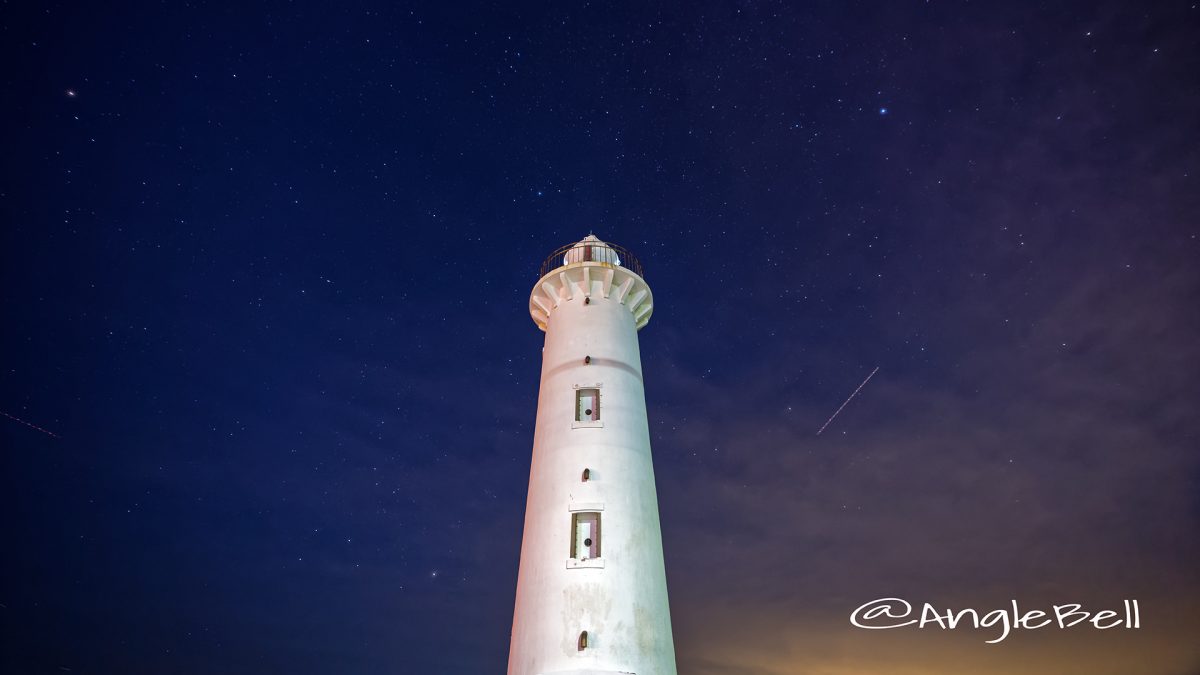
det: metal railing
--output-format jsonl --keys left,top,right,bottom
{"left": 538, "top": 240, "right": 645, "bottom": 280}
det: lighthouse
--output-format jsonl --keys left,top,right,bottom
{"left": 508, "top": 236, "right": 677, "bottom": 675}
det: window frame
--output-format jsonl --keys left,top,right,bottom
{"left": 572, "top": 383, "right": 604, "bottom": 429}
{"left": 566, "top": 503, "right": 605, "bottom": 569}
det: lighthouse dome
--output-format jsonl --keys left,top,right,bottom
{"left": 563, "top": 234, "right": 621, "bottom": 267}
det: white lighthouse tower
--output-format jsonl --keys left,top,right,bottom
{"left": 508, "top": 235, "right": 677, "bottom": 675}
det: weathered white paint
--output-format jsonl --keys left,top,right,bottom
{"left": 508, "top": 237, "right": 676, "bottom": 675}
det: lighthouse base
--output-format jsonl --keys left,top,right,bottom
{"left": 541, "top": 671, "right": 636, "bottom": 675}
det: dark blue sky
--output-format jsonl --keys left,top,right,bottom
{"left": 3, "top": 1, "right": 1198, "bottom": 673}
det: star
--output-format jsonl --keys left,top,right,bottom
{"left": 878, "top": 107, "right": 889, "bottom": 115}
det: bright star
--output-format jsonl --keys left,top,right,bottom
{"left": 878, "top": 107, "right": 889, "bottom": 115}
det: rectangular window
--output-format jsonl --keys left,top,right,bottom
{"left": 570, "top": 512, "right": 601, "bottom": 560}
{"left": 576, "top": 388, "right": 600, "bottom": 422}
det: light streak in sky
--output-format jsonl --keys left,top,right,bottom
{"left": 816, "top": 366, "right": 880, "bottom": 436}
{"left": 1, "top": 410, "right": 61, "bottom": 439}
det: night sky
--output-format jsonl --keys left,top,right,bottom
{"left": 3, "top": 1, "right": 1199, "bottom": 674}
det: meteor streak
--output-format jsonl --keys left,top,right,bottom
{"left": 816, "top": 366, "right": 880, "bottom": 436}
{"left": 1, "top": 410, "right": 61, "bottom": 439}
